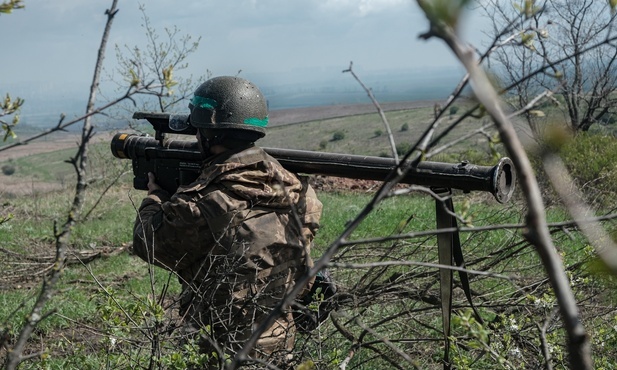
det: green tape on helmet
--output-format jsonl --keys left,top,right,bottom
{"left": 191, "top": 95, "right": 218, "bottom": 109}
{"left": 244, "top": 117, "right": 269, "bottom": 127}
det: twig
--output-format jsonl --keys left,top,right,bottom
{"left": 414, "top": 4, "right": 592, "bottom": 368}
{"left": 3, "top": 2, "right": 120, "bottom": 368}
{"left": 427, "top": 122, "right": 493, "bottom": 158}
{"left": 353, "top": 318, "right": 419, "bottom": 368}
{"left": 82, "top": 164, "right": 130, "bottom": 222}
{"left": 343, "top": 61, "right": 399, "bottom": 162}
{"left": 328, "top": 260, "right": 510, "bottom": 280}
{"left": 537, "top": 308, "right": 558, "bottom": 370}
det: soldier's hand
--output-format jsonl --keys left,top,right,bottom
{"left": 147, "top": 172, "right": 163, "bottom": 194}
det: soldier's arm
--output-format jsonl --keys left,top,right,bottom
{"left": 133, "top": 185, "right": 210, "bottom": 271}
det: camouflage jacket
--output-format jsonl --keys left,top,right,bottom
{"left": 133, "top": 145, "right": 322, "bottom": 334}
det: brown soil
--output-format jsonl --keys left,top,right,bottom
{"left": 310, "top": 175, "right": 407, "bottom": 193}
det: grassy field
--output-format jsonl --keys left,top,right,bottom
{"left": 260, "top": 103, "right": 494, "bottom": 160}
{"left": 1, "top": 106, "right": 617, "bottom": 369}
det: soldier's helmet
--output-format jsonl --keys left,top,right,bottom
{"left": 189, "top": 76, "right": 268, "bottom": 141}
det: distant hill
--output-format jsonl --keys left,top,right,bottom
{"left": 6, "top": 67, "right": 464, "bottom": 128}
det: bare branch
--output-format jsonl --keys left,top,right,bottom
{"left": 415, "top": 2, "right": 593, "bottom": 368}
{"left": 343, "top": 61, "right": 399, "bottom": 161}
{"left": 4, "top": 2, "right": 120, "bottom": 368}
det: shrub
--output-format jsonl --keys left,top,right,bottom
{"left": 449, "top": 106, "right": 459, "bottom": 116}
{"left": 2, "top": 164, "right": 16, "bottom": 176}
{"left": 560, "top": 133, "right": 617, "bottom": 193}
{"left": 401, "top": 123, "right": 409, "bottom": 132}
{"left": 319, "top": 140, "right": 328, "bottom": 150}
{"left": 332, "top": 131, "right": 345, "bottom": 141}
{"left": 530, "top": 131, "right": 617, "bottom": 209}
{"left": 396, "top": 142, "right": 412, "bottom": 156}
{"left": 374, "top": 130, "right": 383, "bottom": 137}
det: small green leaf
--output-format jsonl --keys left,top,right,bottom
{"left": 129, "top": 69, "right": 140, "bottom": 87}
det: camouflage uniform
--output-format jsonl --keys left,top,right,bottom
{"left": 133, "top": 145, "right": 322, "bottom": 366}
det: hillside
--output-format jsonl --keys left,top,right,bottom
{"left": 268, "top": 100, "right": 437, "bottom": 126}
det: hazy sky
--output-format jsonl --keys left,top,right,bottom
{"left": 1, "top": 0, "right": 486, "bottom": 93}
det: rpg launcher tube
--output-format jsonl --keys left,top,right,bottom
{"left": 111, "top": 133, "right": 516, "bottom": 203}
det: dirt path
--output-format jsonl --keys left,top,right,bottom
{"left": 0, "top": 132, "right": 116, "bottom": 161}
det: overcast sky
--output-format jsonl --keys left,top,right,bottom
{"left": 1, "top": 1, "right": 489, "bottom": 84}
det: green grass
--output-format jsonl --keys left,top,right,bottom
{"left": 313, "top": 192, "right": 437, "bottom": 249}
{"left": 0, "top": 185, "right": 136, "bottom": 250}
{"left": 8, "top": 147, "right": 78, "bottom": 183}
{"left": 1, "top": 133, "right": 109, "bottom": 183}
{"left": 2, "top": 109, "right": 617, "bottom": 369}
{"left": 260, "top": 106, "right": 492, "bottom": 158}
{"left": 2, "top": 176, "right": 616, "bottom": 369}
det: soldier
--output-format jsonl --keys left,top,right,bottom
{"left": 133, "top": 76, "right": 323, "bottom": 368}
